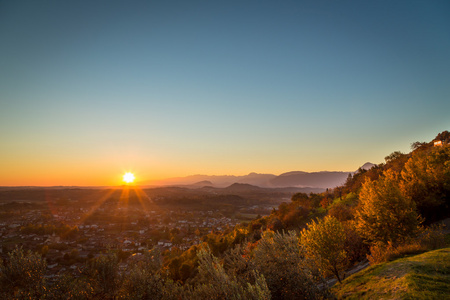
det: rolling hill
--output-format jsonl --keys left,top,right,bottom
{"left": 142, "top": 163, "right": 375, "bottom": 189}
{"left": 332, "top": 247, "right": 450, "bottom": 299}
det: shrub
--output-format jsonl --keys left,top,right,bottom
{"left": 417, "top": 224, "right": 447, "bottom": 249}
{"left": 119, "top": 249, "right": 173, "bottom": 300}
{"left": 367, "top": 241, "right": 426, "bottom": 265}
{"left": 253, "top": 231, "right": 329, "bottom": 299}
{"left": 86, "top": 253, "right": 121, "bottom": 298}
{"left": 367, "top": 224, "right": 448, "bottom": 265}
{"left": 0, "top": 246, "right": 47, "bottom": 299}
{"left": 188, "top": 246, "right": 270, "bottom": 300}
{"left": 45, "top": 273, "right": 94, "bottom": 299}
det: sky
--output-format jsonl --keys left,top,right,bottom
{"left": 1, "top": 0, "right": 449, "bottom": 186}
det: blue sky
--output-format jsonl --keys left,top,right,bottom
{"left": 1, "top": 0, "right": 449, "bottom": 185}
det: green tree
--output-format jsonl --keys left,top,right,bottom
{"left": 301, "top": 216, "right": 348, "bottom": 283}
{"left": 355, "top": 170, "right": 421, "bottom": 245}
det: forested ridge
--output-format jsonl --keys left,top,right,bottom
{"left": 1, "top": 131, "right": 450, "bottom": 299}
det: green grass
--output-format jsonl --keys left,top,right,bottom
{"left": 332, "top": 247, "right": 450, "bottom": 299}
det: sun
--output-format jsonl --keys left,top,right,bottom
{"left": 123, "top": 172, "right": 135, "bottom": 184}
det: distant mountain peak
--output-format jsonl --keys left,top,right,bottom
{"left": 144, "top": 166, "right": 371, "bottom": 189}
{"left": 193, "top": 180, "right": 213, "bottom": 186}
{"left": 271, "top": 170, "right": 348, "bottom": 188}
{"left": 227, "top": 183, "right": 256, "bottom": 188}
{"left": 278, "top": 171, "right": 308, "bottom": 177}
{"left": 360, "top": 162, "right": 376, "bottom": 170}
{"left": 224, "top": 183, "right": 262, "bottom": 191}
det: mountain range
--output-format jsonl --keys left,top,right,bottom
{"left": 142, "top": 162, "right": 375, "bottom": 189}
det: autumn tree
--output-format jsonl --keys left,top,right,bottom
{"left": 400, "top": 143, "right": 450, "bottom": 223}
{"left": 355, "top": 170, "right": 421, "bottom": 245}
{"left": 328, "top": 202, "right": 353, "bottom": 222}
{"left": 300, "top": 216, "right": 348, "bottom": 283}
{"left": 384, "top": 151, "right": 409, "bottom": 173}
{"left": 291, "top": 192, "right": 321, "bottom": 209}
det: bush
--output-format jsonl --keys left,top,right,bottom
{"left": 367, "top": 241, "right": 426, "bottom": 265}
{"left": 253, "top": 231, "right": 329, "bottom": 299}
{"left": 367, "top": 224, "right": 448, "bottom": 265}
{"left": 0, "top": 246, "right": 47, "bottom": 299}
{"left": 188, "top": 246, "right": 270, "bottom": 300}
{"left": 45, "top": 273, "right": 94, "bottom": 299}
{"left": 86, "top": 253, "right": 121, "bottom": 298}
{"left": 417, "top": 224, "right": 447, "bottom": 249}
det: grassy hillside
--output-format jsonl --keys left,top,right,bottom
{"left": 332, "top": 247, "right": 450, "bottom": 299}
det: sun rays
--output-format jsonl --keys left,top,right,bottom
{"left": 39, "top": 171, "right": 160, "bottom": 237}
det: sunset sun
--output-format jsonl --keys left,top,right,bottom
{"left": 123, "top": 172, "right": 135, "bottom": 184}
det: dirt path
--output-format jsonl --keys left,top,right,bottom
{"left": 326, "top": 259, "right": 371, "bottom": 287}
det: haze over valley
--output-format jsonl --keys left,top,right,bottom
{"left": 142, "top": 162, "right": 376, "bottom": 189}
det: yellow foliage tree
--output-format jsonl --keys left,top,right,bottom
{"left": 355, "top": 169, "right": 421, "bottom": 245}
{"left": 300, "top": 215, "right": 348, "bottom": 283}
{"left": 400, "top": 144, "right": 450, "bottom": 223}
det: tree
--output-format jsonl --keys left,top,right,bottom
{"left": 0, "top": 247, "right": 47, "bottom": 298}
{"left": 119, "top": 248, "right": 179, "bottom": 300}
{"left": 400, "top": 144, "right": 450, "bottom": 223}
{"left": 45, "top": 273, "right": 94, "bottom": 299}
{"left": 355, "top": 170, "right": 421, "bottom": 245}
{"left": 291, "top": 192, "right": 316, "bottom": 209}
{"left": 86, "top": 253, "right": 121, "bottom": 299}
{"left": 384, "top": 151, "right": 405, "bottom": 163}
{"left": 411, "top": 141, "right": 427, "bottom": 151}
{"left": 300, "top": 216, "right": 348, "bottom": 283}
{"left": 188, "top": 246, "right": 270, "bottom": 300}
{"left": 434, "top": 130, "right": 450, "bottom": 144}
{"left": 328, "top": 202, "right": 353, "bottom": 222}
{"left": 384, "top": 151, "right": 409, "bottom": 173}
{"left": 252, "top": 231, "right": 328, "bottom": 299}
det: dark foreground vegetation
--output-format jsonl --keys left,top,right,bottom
{"left": 1, "top": 131, "right": 450, "bottom": 299}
